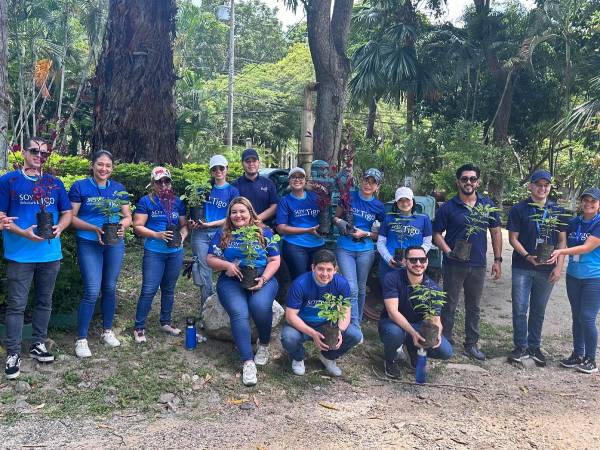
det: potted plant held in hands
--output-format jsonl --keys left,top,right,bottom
{"left": 157, "top": 187, "right": 182, "bottom": 248}
{"left": 91, "top": 191, "right": 130, "bottom": 245}
{"left": 233, "top": 225, "right": 281, "bottom": 289}
{"left": 411, "top": 284, "right": 447, "bottom": 348}
{"left": 182, "top": 180, "right": 212, "bottom": 222}
{"left": 308, "top": 179, "right": 332, "bottom": 235}
{"left": 32, "top": 174, "right": 58, "bottom": 240}
{"left": 388, "top": 213, "right": 413, "bottom": 262}
{"left": 452, "top": 203, "right": 500, "bottom": 262}
{"left": 315, "top": 293, "right": 352, "bottom": 349}
{"left": 529, "top": 206, "right": 568, "bottom": 263}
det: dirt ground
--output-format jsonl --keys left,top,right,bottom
{"left": 1, "top": 230, "right": 600, "bottom": 449}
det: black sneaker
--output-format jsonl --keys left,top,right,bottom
{"left": 29, "top": 342, "right": 55, "bottom": 362}
{"left": 527, "top": 347, "right": 547, "bottom": 367}
{"left": 384, "top": 360, "right": 402, "bottom": 379}
{"left": 465, "top": 344, "right": 486, "bottom": 361}
{"left": 508, "top": 347, "right": 529, "bottom": 363}
{"left": 575, "top": 357, "right": 598, "bottom": 374}
{"left": 5, "top": 354, "right": 21, "bottom": 380}
{"left": 560, "top": 352, "right": 584, "bottom": 368}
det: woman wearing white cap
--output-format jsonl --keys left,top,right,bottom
{"left": 189, "top": 155, "right": 240, "bottom": 312}
{"left": 376, "top": 186, "right": 433, "bottom": 282}
{"left": 276, "top": 167, "right": 325, "bottom": 281}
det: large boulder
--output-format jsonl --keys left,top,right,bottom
{"left": 203, "top": 294, "right": 285, "bottom": 342}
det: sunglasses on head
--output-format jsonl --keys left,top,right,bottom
{"left": 406, "top": 257, "right": 428, "bottom": 264}
{"left": 27, "top": 148, "right": 50, "bottom": 157}
{"left": 211, "top": 166, "right": 226, "bottom": 172}
{"left": 459, "top": 176, "right": 479, "bottom": 183}
{"left": 154, "top": 178, "right": 171, "bottom": 186}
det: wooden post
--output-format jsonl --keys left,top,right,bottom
{"left": 299, "top": 83, "right": 317, "bottom": 175}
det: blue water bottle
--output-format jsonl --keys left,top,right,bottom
{"left": 415, "top": 348, "right": 427, "bottom": 384}
{"left": 185, "top": 317, "right": 197, "bottom": 350}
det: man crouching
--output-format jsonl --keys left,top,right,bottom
{"left": 379, "top": 245, "right": 453, "bottom": 378}
{"left": 281, "top": 249, "right": 362, "bottom": 377}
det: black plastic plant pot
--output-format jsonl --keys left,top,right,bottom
{"left": 394, "top": 248, "right": 405, "bottom": 262}
{"left": 319, "top": 322, "right": 339, "bottom": 349}
{"left": 241, "top": 266, "right": 258, "bottom": 290}
{"left": 189, "top": 205, "right": 206, "bottom": 222}
{"left": 420, "top": 320, "right": 440, "bottom": 349}
{"left": 317, "top": 209, "right": 330, "bottom": 235}
{"left": 102, "top": 223, "right": 121, "bottom": 245}
{"left": 535, "top": 243, "right": 555, "bottom": 263}
{"left": 452, "top": 239, "right": 472, "bottom": 262}
{"left": 166, "top": 223, "right": 182, "bottom": 248}
{"left": 36, "top": 211, "right": 55, "bottom": 240}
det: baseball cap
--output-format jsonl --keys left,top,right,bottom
{"left": 363, "top": 168, "right": 382, "bottom": 184}
{"left": 288, "top": 167, "right": 306, "bottom": 178}
{"left": 530, "top": 169, "right": 552, "bottom": 183}
{"left": 241, "top": 148, "right": 259, "bottom": 161}
{"left": 209, "top": 154, "right": 228, "bottom": 169}
{"left": 146, "top": 166, "right": 172, "bottom": 189}
{"left": 395, "top": 186, "right": 414, "bottom": 202}
{"left": 579, "top": 187, "right": 600, "bottom": 200}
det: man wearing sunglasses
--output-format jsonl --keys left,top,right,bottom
{"left": 378, "top": 246, "right": 453, "bottom": 378}
{"left": 0, "top": 137, "right": 72, "bottom": 379}
{"left": 432, "top": 163, "right": 502, "bottom": 361}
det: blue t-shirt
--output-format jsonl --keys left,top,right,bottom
{"left": 506, "top": 198, "right": 567, "bottom": 272}
{"left": 336, "top": 190, "right": 385, "bottom": 252}
{"left": 0, "top": 170, "right": 72, "bottom": 263}
{"left": 204, "top": 183, "right": 239, "bottom": 224}
{"left": 286, "top": 272, "right": 351, "bottom": 327}
{"left": 432, "top": 194, "right": 501, "bottom": 267}
{"left": 566, "top": 214, "right": 600, "bottom": 279}
{"left": 232, "top": 175, "right": 279, "bottom": 217}
{"left": 68, "top": 178, "right": 128, "bottom": 242}
{"left": 276, "top": 191, "right": 325, "bottom": 248}
{"left": 381, "top": 212, "right": 432, "bottom": 254}
{"left": 135, "top": 194, "right": 186, "bottom": 253}
{"left": 381, "top": 268, "right": 442, "bottom": 323}
{"left": 208, "top": 227, "right": 280, "bottom": 268}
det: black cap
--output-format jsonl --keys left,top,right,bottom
{"left": 241, "top": 148, "right": 259, "bottom": 161}
{"left": 580, "top": 188, "right": 600, "bottom": 201}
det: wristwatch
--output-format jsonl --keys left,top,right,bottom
{"left": 494, "top": 256, "right": 503, "bottom": 263}
{"left": 259, "top": 275, "right": 268, "bottom": 284}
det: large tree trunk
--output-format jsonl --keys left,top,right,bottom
{"left": 305, "top": 0, "right": 353, "bottom": 166}
{"left": 0, "top": 0, "right": 9, "bottom": 170}
{"left": 365, "top": 96, "right": 377, "bottom": 139}
{"left": 92, "top": 0, "right": 179, "bottom": 164}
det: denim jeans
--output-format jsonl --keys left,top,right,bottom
{"left": 511, "top": 267, "right": 555, "bottom": 350}
{"left": 134, "top": 249, "right": 183, "bottom": 329}
{"left": 566, "top": 274, "right": 600, "bottom": 360}
{"left": 378, "top": 317, "right": 453, "bottom": 362}
{"left": 441, "top": 263, "right": 486, "bottom": 346}
{"left": 280, "top": 322, "right": 363, "bottom": 361}
{"left": 76, "top": 237, "right": 125, "bottom": 338}
{"left": 216, "top": 272, "right": 279, "bottom": 361}
{"left": 191, "top": 229, "right": 217, "bottom": 301}
{"left": 281, "top": 240, "right": 325, "bottom": 282}
{"left": 4, "top": 260, "right": 61, "bottom": 355}
{"left": 336, "top": 248, "right": 375, "bottom": 323}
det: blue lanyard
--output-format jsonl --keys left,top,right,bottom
{"left": 89, "top": 177, "right": 110, "bottom": 198}
{"left": 575, "top": 214, "right": 600, "bottom": 240}
{"left": 531, "top": 205, "right": 548, "bottom": 236}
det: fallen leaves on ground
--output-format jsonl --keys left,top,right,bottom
{"left": 318, "top": 401, "right": 338, "bottom": 410}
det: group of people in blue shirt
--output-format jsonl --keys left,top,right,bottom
{"left": 2, "top": 138, "right": 600, "bottom": 386}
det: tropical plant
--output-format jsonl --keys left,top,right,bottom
{"left": 181, "top": 180, "right": 212, "bottom": 208}
{"left": 232, "top": 225, "right": 280, "bottom": 269}
{"left": 91, "top": 190, "right": 130, "bottom": 223}
{"left": 464, "top": 203, "right": 500, "bottom": 241}
{"left": 316, "top": 293, "right": 351, "bottom": 324}
{"left": 411, "top": 284, "right": 446, "bottom": 321}
{"left": 529, "top": 205, "right": 569, "bottom": 245}
{"left": 156, "top": 187, "right": 178, "bottom": 226}
{"left": 32, "top": 174, "right": 58, "bottom": 213}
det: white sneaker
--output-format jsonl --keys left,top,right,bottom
{"left": 319, "top": 354, "right": 342, "bottom": 377}
{"left": 242, "top": 361, "right": 257, "bottom": 386}
{"left": 75, "top": 339, "right": 92, "bottom": 358}
{"left": 291, "top": 359, "right": 305, "bottom": 376}
{"left": 254, "top": 342, "right": 269, "bottom": 366}
{"left": 101, "top": 330, "right": 121, "bottom": 348}
{"left": 160, "top": 324, "right": 182, "bottom": 336}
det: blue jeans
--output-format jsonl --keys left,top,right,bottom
{"left": 76, "top": 237, "right": 125, "bottom": 338}
{"left": 566, "top": 274, "right": 600, "bottom": 360}
{"left": 336, "top": 248, "right": 375, "bottom": 323}
{"left": 191, "top": 229, "right": 217, "bottom": 301}
{"left": 134, "top": 249, "right": 183, "bottom": 329}
{"left": 511, "top": 267, "right": 555, "bottom": 350}
{"left": 4, "top": 260, "right": 61, "bottom": 355}
{"left": 216, "top": 272, "right": 279, "bottom": 361}
{"left": 281, "top": 240, "right": 325, "bottom": 282}
{"left": 378, "top": 317, "right": 453, "bottom": 362}
{"left": 280, "top": 322, "right": 363, "bottom": 361}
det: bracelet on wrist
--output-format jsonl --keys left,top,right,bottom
{"left": 523, "top": 253, "right": 530, "bottom": 259}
